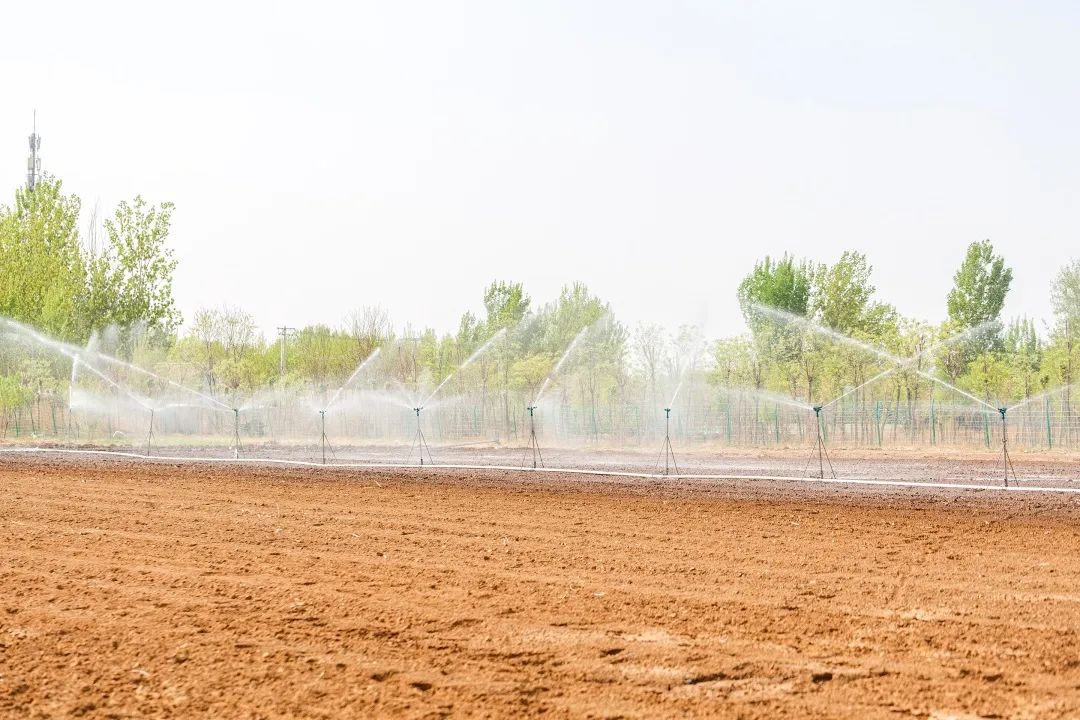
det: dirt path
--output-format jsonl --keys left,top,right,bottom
{"left": 2, "top": 456, "right": 1079, "bottom": 718}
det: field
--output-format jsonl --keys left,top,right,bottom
{"left": 2, "top": 453, "right": 1080, "bottom": 718}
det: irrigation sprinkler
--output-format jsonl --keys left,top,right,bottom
{"left": 232, "top": 408, "right": 242, "bottom": 459}
{"left": 655, "top": 407, "right": 678, "bottom": 476}
{"left": 522, "top": 405, "right": 544, "bottom": 469}
{"left": 318, "top": 410, "right": 336, "bottom": 465}
{"left": 145, "top": 408, "right": 155, "bottom": 457}
{"left": 804, "top": 405, "right": 836, "bottom": 479}
{"left": 406, "top": 407, "right": 434, "bottom": 466}
{"left": 998, "top": 407, "right": 1017, "bottom": 487}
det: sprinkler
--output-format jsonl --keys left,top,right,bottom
{"left": 656, "top": 407, "right": 678, "bottom": 476}
{"left": 232, "top": 408, "right": 241, "bottom": 459}
{"left": 318, "top": 409, "right": 335, "bottom": 465}
{"left": 998, "top": 406, "right": 1017, "bottom": 487}
{"left": 522, "top": 405, "right": 544, "bottom": 469}
{"left": 406, "top": 407, "right": 433, "bottom": 466}
{"left": 804, "top": 405, "right": 836, "bottom": 480}
{"left": 145, "top": 408, "right": 155, "bottom": 458}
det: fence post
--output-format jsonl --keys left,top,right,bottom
{"left": 930, "top": 398, "right": 937, "bottom": 446}
{"left": 726, "top": 400, "right": 733, "bottom": 444}
{"left": 1046, "top": 398, "right": 1053, "bottom": 450}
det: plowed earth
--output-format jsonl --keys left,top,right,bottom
{"left": 2, "top": 455, "right": 1080, "bottom": 718}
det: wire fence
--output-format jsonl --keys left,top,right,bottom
{"left": 7, "top": 382, "right": 1079, "bottom": 452}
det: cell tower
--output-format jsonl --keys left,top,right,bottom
{"left": 27, "top": 111, "right": 42, "bottom": 191}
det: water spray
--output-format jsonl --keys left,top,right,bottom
{"left": 326, "top": 346, "right": 382, "bottom": 411}
{"left": 803, "top": 405, "right": 835, "bottom": 479}
{"left": 533, "top": 324, "right": 593, "bottom": 406}
{"left": 406, "top": 407, "right": 433, "bottom": 466}
{"left": 655, "top": 407, "right": 678, "bottom": 476}
{"left": 521, "top": 405, "right": 544, "bottom": 469}
{"left": 422, "top": 328, "right": 507, "bottom": 408}
{"left": 998, "top": 407, "right": 1017, "bottom": 487}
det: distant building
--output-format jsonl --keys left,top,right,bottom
{"left": 27, "top": 112, "right": 42, "bottom": 191}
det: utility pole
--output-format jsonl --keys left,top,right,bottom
{"left": 27, "top": 111, "right": 42, "bottom": 191}
{"left": 277, "top": 326, "right": 296, "bottom": 378}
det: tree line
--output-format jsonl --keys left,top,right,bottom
{"left": 1, "top": 176, "right": 1079, "bottom": 439}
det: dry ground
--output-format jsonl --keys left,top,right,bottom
{"left": 2, "top": 454, "right": 1080, "bottom": 718}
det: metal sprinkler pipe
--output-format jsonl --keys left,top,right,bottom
{"left": 319, "top": 410, "right": 327, "bottom": 465}
{"left": 523, "top": 404, "right": 544, "bottom": 469}
{"left": 232, "top": 408, "right": 241, "bottom": 459}
{"left": 656, "top": 407, "right": 678, "bottom": 476}
{"left": 998, "top": 406, "right": 1017, "bottom": 487}
{"left": 146, "top": 408, "right": 155, "bottom": 457}
{"left": 805, "top": 405, "right": 836, "bottom": 480}
{"left": 408, "top": 406, "right": 433, "bottom": 466}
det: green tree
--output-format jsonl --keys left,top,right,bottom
{"left": 737, "top": 254, "right": 813, "bottom": 329}
{"left": 483, "top": 280, "right": 530, "bottom": 333}
{"left": 93, "top": 196, "right": 180, "bottom": 349}
{"left": 946, "top": 240, "right": 1013, "bottom": 353}
{"left": 813, "top": 251, "right": 875, "bottom": 335}
{"left": 0, "top": 179, "right": 87, "bottom": 341}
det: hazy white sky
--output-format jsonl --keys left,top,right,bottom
{"left": 2, "top": 1, "right": 1078, "bottom": 342}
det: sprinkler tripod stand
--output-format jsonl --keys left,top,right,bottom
{"left": 998, "top": 407, "right": 1017, "bottom": 487}
{"left": 406, "top": 407, "right": 434, "bottom": 466}
{"left": 232, "top": 408, "right": 242, "bottom": 459}
{"left": 318, "top": 410, "right": 336, "bottom": 465}
{"left": 521, "top": 405, "right": 544, "bottom": 469}
{"left": 145, "top": 408, "right": 155, "bottom": 457}
{"left": 655, "top": 407, "right": 678, "bottom": 476}
{"left": 804, "top": 405, "right": 836, "bottom": 479}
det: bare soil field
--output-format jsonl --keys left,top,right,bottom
{"left": 2, "top": 453, "right": 1080, "bottom": 718}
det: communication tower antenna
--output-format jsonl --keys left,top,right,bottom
{"left": 27, "top": 111, "right": 43, "bottom": 191}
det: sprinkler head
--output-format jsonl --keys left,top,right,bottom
{"left": 526, "top": 405, "right": 535, "bottom": 416}
{"left": 998, "top": 407, "right": 1007, "bottom": 418}
{"left": 812, "top": 405, "right": 822, "bottom": 416}
{"left": 414, "top": 407, "right": 421, "bottom": 416}
{"left": 664, "top": 407, "right": 671, "bottom": 417}
{"left": 319, "top": 409, "right": 326, "bottom": 417}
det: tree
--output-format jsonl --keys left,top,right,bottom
{"left": 813, "top": 251, "right": 876, "bottom": 335}
{"left": 0, "top": 179, "right": 87, "bottom": 342}
{"left": 346, "top": 305, "right": 393, "bottom": 362}
{"left": 483, "top": 280, "right": 530, "bottom": 333}
{"left": 94, "top": 196, "right": 181, "bottom": 348}
{"left": 633, "top": 323, "right": 667, "bottom": 413}
{"left": 946, "top": 240, "right": 1013, "bottom": 353}
{"left": 737, "top": 254, "right": 813, "bottom": 330}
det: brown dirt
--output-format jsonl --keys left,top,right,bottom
{"left": 2, "top": 454, "right": 1080, "bottom": 718}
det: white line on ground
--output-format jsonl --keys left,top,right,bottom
{"left": 1, "top": 446, "right": 1077, "bottom": 495}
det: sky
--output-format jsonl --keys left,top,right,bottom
{"left": 2, "top": 1, "right": 1078, "bottom": 343}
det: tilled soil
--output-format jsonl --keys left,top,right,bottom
{"left": 2, "top": 454, "right": 1080, "bottom": 718}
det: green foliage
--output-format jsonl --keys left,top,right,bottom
{"left": 813, "top": 251, "right": 878, "bottom": 335}
{"left": 0, "top": 179, "right": 179, "bottom": 351}
{"left": 737, "top": 254, "right": 813, "bottom": 328}
{"left": 947, "top": 240, "right": 1013, "bottom": 354}
{"left": 0, "top": 179, "right": 87, "bottom": 341}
